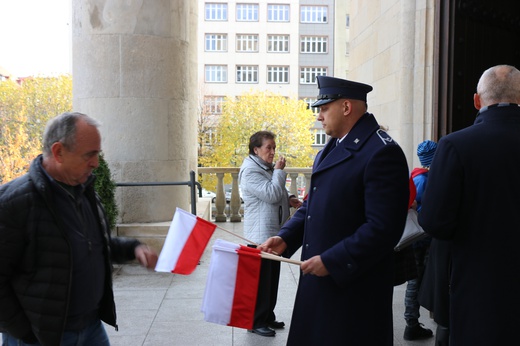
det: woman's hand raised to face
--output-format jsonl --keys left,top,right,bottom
{"left": 274, "top": 155, "right": 286, "bottom": 170}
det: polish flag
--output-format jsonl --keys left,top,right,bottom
{"left": 155, "top": 207, "right": 217, "bottom": 275}
{"left": 201, "top": 239, "right": 262, "bottom": 330}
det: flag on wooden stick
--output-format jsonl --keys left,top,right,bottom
{"left": 201, "top": 239, "right": 262, "bottom": 330}
{"left": 155, "top": 208, "right": 217, "bottom": 275}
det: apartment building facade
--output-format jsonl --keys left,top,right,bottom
{"left": 197, "top": 0, "right": 339, "bottom": 150}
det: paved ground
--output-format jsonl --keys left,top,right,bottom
{"left": 106, "top": 221, "right": 437, "bottom": 345}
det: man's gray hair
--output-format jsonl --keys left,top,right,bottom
{"left": 477, "top": 65, "right": 520, "bottom": 105}
{"left": 42, "top": 112, "right": 101, "bottom": 157}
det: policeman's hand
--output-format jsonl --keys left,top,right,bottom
{"left": 301, "top": 255, "right": 329, "bottom": 277}
{"left": 135, "top": 244, "right": 158, "bottom": 269}
{"left": 259, "top": 236, "right": 287, "bottom": 255}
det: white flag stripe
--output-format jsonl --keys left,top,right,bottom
{"left": 201, "top": 239, "right": 240, "bottom": 325}
{"left": 155, "top": 208, "right": 197, "bottom": 273}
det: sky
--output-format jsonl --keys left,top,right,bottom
{"left": 0, "top": 0, "right": 72, "bottom": 77}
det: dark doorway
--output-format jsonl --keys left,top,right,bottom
{"left": 436, "top": 0, "right": 520, "bottom": 138}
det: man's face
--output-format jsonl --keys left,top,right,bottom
{"left": 59, "top": 120, "right": 101, "bottom": 185}
{"left": 317, "top": 99, "right": 346, "bottom": 138}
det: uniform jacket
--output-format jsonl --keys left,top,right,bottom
{"left": 279, "top": 113, "right": 409, "bottom": 345}
{"left": 419, "top": 104, "right": 520, "bottom": 345}
{"left": 239, "top": 155, "right": 291, "bottom": 244}
{"left": 0, "top": 156, "right": 140, "bottom": 346}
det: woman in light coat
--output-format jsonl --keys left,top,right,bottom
{"left": 239, "top": 131, "right": 301, "bottom": 337}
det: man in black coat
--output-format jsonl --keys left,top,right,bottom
{"left": 0, "top": 112, "right": 158, "bottom": 346}
{"left": 419, "top": 64, "right": 520, "bottom": 345}
{"left": 261, "top": 76, "right": 409, "bottom": 345}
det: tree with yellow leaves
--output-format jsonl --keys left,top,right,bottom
{"left": 0, "top": 75, "right": 72, "bottom": 184}
{"left": 199, "top": 90, "right": 316, "bottom": 189}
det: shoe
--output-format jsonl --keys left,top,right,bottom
{"left": 268, "top": 320, "right": 285, "bottom": 329}
{"left": 403, "top": 323, "right": 433, "bottom": 340}
{"left": 248, "top": 327, "right": 276, "bottom": 337}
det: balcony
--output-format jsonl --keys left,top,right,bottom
{"left": 197, "top": 167, "right": 312, "bottom": 222}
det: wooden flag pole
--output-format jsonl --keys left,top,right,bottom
{"left": 215, "top": 225, "right": 299, "bottom": 262}
{"left": 260, "top": 252, "right": 303, "bottom": 266}
{"left": 215, "top": 225, "right": 259, "bottom": 246}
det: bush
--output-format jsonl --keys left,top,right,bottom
{"left": 94, "top": 153, "right": 118, "bottom": 230}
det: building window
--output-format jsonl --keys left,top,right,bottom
{"left": 300, "top": 67, "right": 327, "bottom": 84}
{"left": 300, "top": 36, "right": 328, "bottom": 53}
{"left": 236, "top": 65, "right": 258, "bottom": 83}
{"left": 236, "top": 34, "right": 259, "bottom": 52}
{"left": 267, "top": 66, "right": 289, "bottom": 83}
{"left": 205, "top": 34, "right": 228, "bottom": 52}
{"left": 346, "top": 14, "right": 350, "bottom": 28}
{"left": 300, "top": 5, "right": 327, "bottom": 23}
{"left": 268, "top": 4, "right": 290, "bottom": 22}
{"left": 205, "top": 3, "right": 228, "bottom": 21}
{"left": 313, "top": 129, "right": 327, "bottom": 145}
{"left": 205, "top": 65, "right": 228, "bottom": 83}
{"left": 304, "top": 98, "right": 320, "bottom": 115}
{"left": 267, "top": 35, "right": 289, "bottom": 52}
{"left": 204, "top": 96, "right": 225, "bottom": 114}
{"left": 236, "top": 3, "right": 259, "bottom": 21}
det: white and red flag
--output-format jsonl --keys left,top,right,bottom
{"left": 155, "top": 207, "right": 217, "bottom": 275}
{"left": 201, "top": 239, "right": 262, "bottom": 330}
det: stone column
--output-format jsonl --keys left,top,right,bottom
{"left": 72, "top": 0, "right": 198, "bottom": 223}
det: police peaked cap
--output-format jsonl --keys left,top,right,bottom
{"left": 311, "top": 76, "right": 373, "bottom": 107}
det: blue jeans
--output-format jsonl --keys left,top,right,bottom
{"left": 2, "top": 319, "right": 110, "bottom": 346}
{"left": 404, "top": 244, "right": 430, "bottom": 326}
{"left": 404, "top": 278, "right": 420, "bottom": 325}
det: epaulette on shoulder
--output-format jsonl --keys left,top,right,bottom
{"left": 376, "top": 129, "right": 396, "bottom": 145}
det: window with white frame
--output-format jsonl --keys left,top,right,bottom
{"left": 204, "top": 96, "right": 225, "bottom": 114}
{"left": 236, "top": 65, "right": 258, "bottom": 83}
{"left": 304, "top": 98, "right": 320, "bottom": 115}
{"left": 313, "top": 129, "right": 327, "bottom": 145}
{"left": 300, "top": 67, "right": 327, "bottom": 84}
{"left": 205, "top": 65, "right": 228, "bottom": 83}
{"left": 300, "top": 5, "right": 327, "bottom": 23}
{"left": 267, "top": 35, "right": 289, "bottom": 52}
{"left": 236, "top": 3, "right": 258, "bottom": 21}
{"left": 268, "top": 4, "right": 290, "bottom": 22}
{"left": 203, "top": 128, "right": 216, "bottom": 146}
{"left": 236, "top": 34, "right": 259, "bottom": 52}
{"left": 267, "top": 66, "right": 289, "bottom": 83}
{"left": 205, "top": 34, "right": 228, "bottom": 51}
{"left": 205, "top": 3, "right": 228, "bottom": 21}
{"left": 300, "top": 36, "right": 328, "bottom": 53}
{"left": 346, "top": 14, "right": 350, "bottom": 28}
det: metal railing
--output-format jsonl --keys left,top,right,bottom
{"left": 116, "top": 170, "right": 201, "bottom": 215}
{"left": 115, "top": 167, "right": 312, "bottom": 222}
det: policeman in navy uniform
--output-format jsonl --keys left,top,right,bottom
{"left": 261, "top": 76, "right": 410, "bottom": 345}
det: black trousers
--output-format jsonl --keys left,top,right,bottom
{"left": 253, "top": 258, "right": 281, "bottom": 328}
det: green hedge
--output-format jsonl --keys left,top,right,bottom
{"left": 94, "top": 154, "right": 118, "bottom": 230}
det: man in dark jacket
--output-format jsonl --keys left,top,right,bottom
{"left": 0, "top": 112, "right": 158, "bottom": 346}
{"left": 261, "top": 76, "right": 409, "bottom": 345}
{"left": 419, "top": 64, "right": 520, "bottom": 345}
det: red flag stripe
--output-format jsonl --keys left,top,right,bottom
{"left": 173, "top": 216, "right": 217, "bottom": 275}
{"left": 228, "top": 245, "right": 261, "bottom": 329}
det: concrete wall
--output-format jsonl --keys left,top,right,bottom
{"left": 72, "top": 0, "right": 198, "bottom": 223}
{"left": 348, "top": 0, "right": 436, "bottom": 169}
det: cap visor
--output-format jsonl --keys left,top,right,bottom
{"left": 311, "top": 99, "right": 334, "bottom": 107}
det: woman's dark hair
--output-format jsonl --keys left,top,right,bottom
{"left": 248, "top": 131, "right": 275, "bottom": 155}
